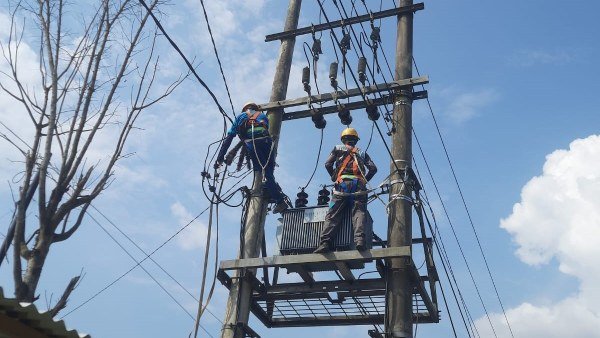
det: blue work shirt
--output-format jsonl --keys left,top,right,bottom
{"left": 227, "top": 110, "right": 270, "bottom": 139}
{"left": 217, "top": 110, "right": 270, "bottom": 163}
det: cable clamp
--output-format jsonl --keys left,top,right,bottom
{"left": 333, "top": 190, "right": 369, "bottom": 197}
{"left": 389, "top": 179, "right": 407, "bottom": 186}
{"left": 389, "top": 193, "right": 413, "bottom": 202}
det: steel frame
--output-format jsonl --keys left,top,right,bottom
{"left": 217, "top": 247, "right": 439, "bottom": 328}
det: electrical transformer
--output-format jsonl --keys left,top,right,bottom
{"left": 276, "top": 205, "right": 373, "bottom": 267}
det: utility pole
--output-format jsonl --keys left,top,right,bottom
{"left": 386, "top": 0, "right": 414, "bottom": 337}
{"left": 221, "top": 1, "right": 302, "bottom": 337}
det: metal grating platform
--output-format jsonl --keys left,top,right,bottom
{"left": 256, "top": 293, "right": 387, "bottom": 326}
{"left": 217, "top": 247, "right": 439, "bottom": 328}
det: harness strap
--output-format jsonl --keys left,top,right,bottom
{"left": 238, "top": 111, "right": 268, "bottom": 139}
{"left": 244, "top": 135, "right": 269, "bottom": 143}
{"left": 248, "top": 111, "right": 261, "bottom": 123}
{"left": 247, "top": 111, "right": 267, "bottom": 128}
{"left": 336, "top": 150, "right": 355, "bottom": 183}
{"left": 336, "top": 148, "right": 366, "bottom": 183}
{"left": 352, "top": 154, "right": 359, "bottom": 176}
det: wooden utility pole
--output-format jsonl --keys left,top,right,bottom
{"left": 221, "top": 1, "right": 302, "bottom": 337}
{"left": 385, "top": 0, "right": 414, "bottom": 337}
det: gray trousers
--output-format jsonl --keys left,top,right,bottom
{"left": 319, "top": 184, "right": 367, "bottom": 246}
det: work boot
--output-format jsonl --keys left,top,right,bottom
{"left": 272, "top": 200, "right": 289, "bottom": 214}
{"left": 355, "top": 241, "right": 366, "bottom": 251}
{"left": 313, "top": 242, "right": 331, "bottom": 254}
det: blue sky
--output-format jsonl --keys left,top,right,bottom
{"left": 0, "top": 0, "right": 599, "bottom": 337}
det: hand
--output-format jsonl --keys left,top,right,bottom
{"left": 213, "top": 161, "right": 222, "bottom": 170}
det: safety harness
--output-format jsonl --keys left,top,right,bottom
{"left": 335, "top": 148, "right": 365, "bottom": 183}
{"left": 238, "top": 110, "right": 268, "bottom": 139}
{"left": 242, "top": 110, "right": 273, "bottom": 184}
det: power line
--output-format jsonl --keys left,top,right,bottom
{"left": 413, "top": 158, "right": 480, "bottom": 338}
{"left": 60, "top": 208, "right": 208, "bottom": 319}
{"left": 86, "top": 213, "right": 206, "bottom": 327}
{"left": 412, "top": 148, "right": 477, "bottom": 338}
{"left": 302, "top": 129, "right": 324, "bottom": 190}
{"left": 61, "top": 170, "right": 251, "bottom": 320}
{"left": 332, "top": 0, "right": 396, "bottom": 135}
{"left": 413, "top": 57, "right": 515, "bottom": 338}
{"left": 60, "top": 208, "right": 212, "bottom": 321}
{"left": 328, "top": 0, "right": 502, "bottom": 334}
{"left": 138, "top": 0, "right": 233, "bottom": 123}
{"left": 316, "top": 0, "right": 404, "bottom": 177}
{"left": 316, "top": 4, "right": 499, "bottom": 338}
{"left": 412, "top": 128, "right": 490, "bottom": 338}
{"left": 198, "top": 0, "right": 236, "bottom": 118}
{"left": 89, "top": 203, "right": 223, "bottom": 324}
{"left": 193, "top": 170, "right": 226, "bottom": 338}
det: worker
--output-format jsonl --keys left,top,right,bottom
{"left": 214, "top": 102, "right": 289, "bottom": 214}
{"left": 314, "top": 127, "right": 377, "bottom": 253}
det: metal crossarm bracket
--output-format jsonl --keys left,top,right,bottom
{"left": 281, "top": 90, "right": 427, "bottom": 121}
{"left": 265, "top": 3, "right": 425, "bottom": 42}
{"left": 258, "top": 76, "right": 428, "bottom": 112}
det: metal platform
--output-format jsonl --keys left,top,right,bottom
{"left": 217, "top": 247, "right": 439, "bottom": 328}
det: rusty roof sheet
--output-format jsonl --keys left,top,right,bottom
{"left": 0, "top": 288, "right": 91, "bottom": 338}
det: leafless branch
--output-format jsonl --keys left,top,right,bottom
{"left": 48, "top": 275, "right": 80, "bottom": 317}
{"left": 3, "top": 0, "right": 181, "bottom": 306}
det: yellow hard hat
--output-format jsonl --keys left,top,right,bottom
{"left": 241, "top": 101, "right": 259, "bottom": 112}
{"left": 341, "top": 127, "right": 359, "bottom": 140}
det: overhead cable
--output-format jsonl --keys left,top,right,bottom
{"left": 413, "top": 57, "right": 515, "bottom": 338}
{"left": 412, "top": 128, "right": 492, "bottom": 337}
{"left": 198, "top": 0, "right": 236, "bottom": 117}
{"left": 87, "top": 215, "right": 192, "bottom": 317}
{"left": 89, "top": 203, "right": 223, "bottom": 324}
{"left": 302, "top": 125, "right": 325, "bottom": 190}
{"left": 61, "top": 171, "right": 250, "bottom": 320}
{"left": 412, "top": 153, "right": 478, "bottom": 338}
{"left": 193, "top": 171, "right": 222, "bottom": 337}
{"left": 138, "top": 0, "right": 233, "bottom": 123}
{"left": 316, "top": 0, "right": 403, "bottom": 177}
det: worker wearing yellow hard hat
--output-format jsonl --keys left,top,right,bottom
{"left": 314, "top": 127, "right": 378, "bottom": 253}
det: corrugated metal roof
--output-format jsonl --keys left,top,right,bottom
{"left": 0, "top": 288, "right": 91, "bottom": 338}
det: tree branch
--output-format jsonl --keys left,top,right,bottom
{"left": 48, "top": 275, "right": 80, "bottom": 317}
{"left": 52, "top": 203, "right": 89, "bottom": 243}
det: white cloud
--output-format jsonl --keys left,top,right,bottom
{"left": 440, "top": 87, "right": 499, "bottom": 123}
{"left": 510, "top": 49, "right": 574, "bottom": 67}
{"left": 475, "top": 299, "right": 600, "bottom": 338}
{"left": 171, "top": 201, "right": 209, "bottom": 250}
{"left": 479, "top": 135, "right": 600, "bottom": 337}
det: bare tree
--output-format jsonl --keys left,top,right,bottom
{"left": 0, "top": 0, "right": 185, "bottom": 315}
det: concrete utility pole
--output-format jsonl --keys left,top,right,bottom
{"left": 221, "top": 1, "right": 302, "bottom": 337}
{"left": 385, "top": 0, "right": 414, "bottom": 337}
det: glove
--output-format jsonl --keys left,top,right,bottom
{"left": 213, "top": 160, "right": 222, "bottom": 170}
